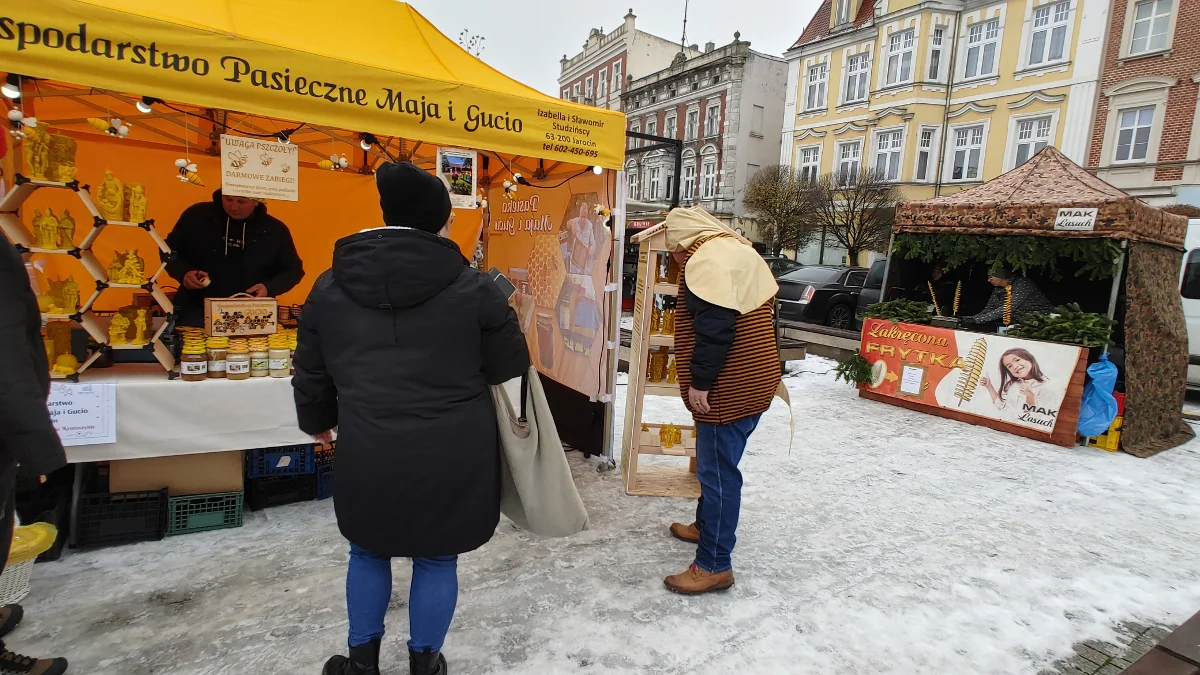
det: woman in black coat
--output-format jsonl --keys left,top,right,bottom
{"left": 293, "top": 163, "right": 529, "bottom": 675}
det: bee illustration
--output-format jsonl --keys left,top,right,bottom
{"left": 228, "top": 150, "right": 249, "bottom": 169}
{"left": 260, "top": 153, "right": 273, "bottom": 167}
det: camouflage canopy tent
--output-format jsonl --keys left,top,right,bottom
{"left": 889, "top": 147, "right": 1191, "bottom": 457}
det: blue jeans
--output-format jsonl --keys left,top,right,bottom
{"left": 693, "top": 414, "right": 761, "bottom": 574}
{"left": 346, "top": 543, "right": 458, "bottom": 652}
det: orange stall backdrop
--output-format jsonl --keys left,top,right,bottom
{"left": 19, "top": 129, "right": 484, "bottom": 310}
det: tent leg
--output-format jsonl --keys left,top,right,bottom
{"left": 1103, "top": 242, "right": 1128, "bottom": 357}
{"left": 881, "top": 232, "right": 897, "bottom": 301}
{"left": 599, "top": 174, "right": 626, "bottom": 472}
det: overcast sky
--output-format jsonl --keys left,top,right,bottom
{"left": 407, "top": 0, "right": 822, "bottom": 95}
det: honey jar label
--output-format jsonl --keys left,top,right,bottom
{"left": 208, "top": 360, "right": 227, "bottom": 372}
{"left": 269, "top": 358, "right": 288, "bottom": 370}
{"left": 227, "top": 361, "right": 250, "bottom": 374}
{"left": 251, "top": 358, "right": 269, "bottom": 370}
{"left": 182, "top": 361, "right": 207, "bottom": 375}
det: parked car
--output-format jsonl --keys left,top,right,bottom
{"left": 1178, "top": 219, "right": 1200, "bottom": 386}
{"left": 776, "top": 265, "right": 868, "bottom": 329}
{"left": 761, "top": 254, "right": 803, "bottom": 278}
{"left": 855, "top": 259, "right": 887, "bottom": 322}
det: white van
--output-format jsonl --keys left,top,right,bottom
{"left": 1179, "top": 219, "right": 1200, "bottom": 386}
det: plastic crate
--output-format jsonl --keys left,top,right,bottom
{"left": 74, "top": 489, "right": 168, "bottom": 549}
{"left": 246, "top": 445, "right": 315, "bottom": 478}
{"left": 168, "top": 492, "right": 244, "bottom": 535}
{"left": 247, "top": 475, "right": 316, "bottom": 511}
{"left": 315, "top": 442, "right": 336, "bottom": 466}
{"left": 316, "top": 464, "right": 334, "bottom": 500}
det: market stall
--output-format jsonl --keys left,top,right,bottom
{"left": 0, "top": 0, "right": 627, "bottom": 469}
{"left": 861, "top": 147, "right": 1191, "bottom": 457}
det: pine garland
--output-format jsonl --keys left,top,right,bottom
{"left": 952, "top": 281, "right": 962, "bottom": 316}
{"left": 1003, "top": 285, "right": 1013, "bottom": 326}
{"left": 928, "top": 281, "right": 942, "bottom": 317}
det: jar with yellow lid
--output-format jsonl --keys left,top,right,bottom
{"left": 226, "top": 341, "right": 251, "bottom": 380}
{"left": 268, "top": 333, "right": 291, "bottom": 377}
{"left": 206, "top": 336, "right": 229, "bottom": 379}
{"left": 180, "top": 345, "right": 208, "bottom": 382}
{"left": 248, "top": 337, "right": 269, "bottom": 377}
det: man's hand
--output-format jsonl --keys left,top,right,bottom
{"left": 312, "top": 428, "right": 335, "bottom": 445}
{"left": 182, "top": 270, "right": 209, "bottom": 290}
{"left": 246, "top": 283, "right": 269, "bottom": 298}
{"left": 688, "top": 387, "right": 711, "bottom": 415}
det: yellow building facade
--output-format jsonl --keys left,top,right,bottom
{"left": 781, "top": 0, "right": 1111, "bottom": 214}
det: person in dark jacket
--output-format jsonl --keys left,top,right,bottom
{"left": 293, "top": 163, "right": 529, "bottom": 675}
{"left": 163, "top": 190, "right": 304, "bottom": 326}
{"left": 962, "top": 267, "right": 1054, "bottom": 329}
{"left": 0, "top": 240, "right": 69, "bottom": 674}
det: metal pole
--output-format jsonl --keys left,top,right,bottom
{"left": 600, "top": 171, "right": 627, "bottom": 471}
{"left": 1103, "top": 241, "right": 1128, "bottom": 356}
{"left": 881, "top": 231, "right": 897, "bottom": 301}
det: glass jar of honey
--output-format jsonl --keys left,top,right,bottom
{"left": 206, "top": 336, "right": 229, "bottom": 379}
{"left": 248, "top": 337, "right": 269, "bottom": 377}
{"left": 226, "top": 343, "right": 251, "bottom": 381}
{"left": 180, "top": 346, "right": 208, "bottom": 382}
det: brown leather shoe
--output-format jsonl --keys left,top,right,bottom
{"left": 669, "top": 522, "right": 700, "bottom": 543}
{"left": 664, "top": 563, "right": 735, "bottom": 595}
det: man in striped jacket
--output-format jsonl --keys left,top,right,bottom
{"left": 662, "top": 207, "right": 781, "bottom": 595}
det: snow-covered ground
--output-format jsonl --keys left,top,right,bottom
{"left": 11, "top": 358, "right": 1200, "bottom": 674}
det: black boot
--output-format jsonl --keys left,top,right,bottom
{"left": 409, "top": 647, "right": 447, "bottom": 675}
{"left": 321, "top": 639, "right": 380, "bottom": 675}
{"left": 0, "top": 606, "right": 23, "bottom": 638}
{"left": 0, "top": 641, "right": 68, "bottom": 675}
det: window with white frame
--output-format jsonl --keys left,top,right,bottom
{"left": 686, "top": 109, "right": 699, "bottom": 140}
{"left": 666, "top": 171, "right": 674, "bottom": 200}
{"left": 1129, "top": 0, "right": 1172, "bottom": 54}
{"left": 915, "top": 127, "right": 937, "bottom": 181}
{"left": 1029, "top": 1, "right": 1070, "bottom": 66}
{"left": 648, "top": 166, "right": 662, "bottom": 201}
{"left": 1013, "top": 116, "right": 1052, "bottom": 166}
{"left": 845, "top": 54, "right": 870, "bottom": 103}
{"left": 612, "top": 62, "right": 623, "bottom": 92}
{"left": 885, "top": 30, "right": 916, "bottom": 86}
{"left": 629, "top": 122, "right": 640, "bottom": 149}
{"left": 647, "top": 118, "right": 657, "bottom": 137}
{"left": 874, "top": 129, "right": 904, "bottom": 181}
{"left": 798, "top": 146, "right": 821, "bottom": 184}
{"left": 1114, "top": 106, "right": 1155, "bottom": 162}
{"left": 929, "top": 27, "right": 946, "bottom": 80}
{"left": 665, "top": 114, "right": 677, "bottom": 139}
{"left": 627, "top": 171, "right": 638, "bottom": 199}
{"left": 585, "top": 76, "right": 594, "bottom": 99}
{"left": 705, "top": 104, "right": 721, "bottom": 137}
{"left": 573, "top": 83, "right": 582, "bottom": 98}
{"left": 951, "top": 125, "right": 985, "bottom": 180}
{"left": 562, "top": 89, "right": 570, "bottom": 100}
{"left": 598, "top": 70, "right": 607, "bottom": 99}
{"left": 837, "top": 140, "right": 862, "bottom": 184}
{"left": 965, "top": 19, "right": 1001, "bottom": 78}
{"left": 805, "top": 64, "right": 828, "bottom": 110}
{"left": 836, "top": 0, "right": 852, "bottom": 24}
{"left": 702, "top": 153, "right": 718, "bottom": 198}
{"left": 682, "top": 163, "right": 697, "bottom": 200}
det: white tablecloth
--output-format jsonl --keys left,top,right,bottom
{"left": 67, "top": 364, "right": 312, "bottom": 463}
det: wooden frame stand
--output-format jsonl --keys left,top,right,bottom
{"left": 620, "top": 225, "right": 701, "bottom": 498}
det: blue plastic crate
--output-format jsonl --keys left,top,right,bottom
{"left": 316, "top": 464, "right": 334, "bottom": 500}
{"left": 246, "top": 445, "right": 315, "bottom": 479}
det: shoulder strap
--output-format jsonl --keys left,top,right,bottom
{"left": 519, "top": 371, "right": 529, "bottom": 423}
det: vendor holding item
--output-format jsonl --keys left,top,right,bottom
{"left": 961, "top": 267, "right": 1053, "bottom": 329}
{"left": 163, "top": 190, "right": 305, "bottom": 326}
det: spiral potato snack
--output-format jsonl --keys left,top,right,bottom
{"left": 955, "top": 338, "right": 987, "bottom": 406}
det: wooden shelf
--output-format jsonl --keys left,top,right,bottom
{"left": 653, "top": 283, "right": 678, "bottom": 296}
{"left": 109, "top": 343, "right": 153, "bottom": 350}
{"left": 644, "top": 382, "right": 679, "bottom": 397}
{"left": 648, "top": 333, "right": 674, "bottom": 347}
{"left": 627, "top": 465, "right": 701, "bottom": 499}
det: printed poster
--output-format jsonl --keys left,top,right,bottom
{"left": 485, "top": 172, "right": 613, "bottom": 397}
{"left": 860, "top": 319, "right": 1083, "bottom": 433}
{"left": 47, "top": 381, "right": 117, "bottom": 446}
{"left": 437, "top": 148, "right": 478, "bottom": 210}
{"left": 220, "top": 134, "right": 299, "bottom": 201}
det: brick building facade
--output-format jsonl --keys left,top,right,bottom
{"left": 1089, "top": 0, "right": 1200, "bottom": 206}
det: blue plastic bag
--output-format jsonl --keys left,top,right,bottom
{"left": 1077, "top": 354, "right": 1119, "bottom": 437}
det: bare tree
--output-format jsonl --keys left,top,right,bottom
{"left": 742, "top": 165, "right": 818, "bottom": 256}
{"left": 803, "top": 168, "right": 900, "bottom": 266}
{"left": 458, "top": 30, "right": 485, "bottom": 57}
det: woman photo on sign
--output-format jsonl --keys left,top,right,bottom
{"left": 980, "top": 348, "right": 1059, "bottom": 420}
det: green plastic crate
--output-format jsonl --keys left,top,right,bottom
{"left": 167, "top": 492, "right": 244, "bottom": 536}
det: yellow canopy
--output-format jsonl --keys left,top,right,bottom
{"left": 0, "top": 0, "right": 626, "bottom": 168}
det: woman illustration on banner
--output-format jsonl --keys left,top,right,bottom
{"left": 553, "top": 200, "right": 607, "bottom": 386}
{"left": 980, "top": 348, "right": 1059, "bottom": 423}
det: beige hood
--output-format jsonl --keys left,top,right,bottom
{"left": 663, "top": 206, "right": 778, "bottom": 314}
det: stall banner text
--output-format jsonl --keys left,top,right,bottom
{"left": 47, "top": 381, "right": 116, "bottom": 446}
{"left": 220, "top": 135, "right": 298, "bottom": 202}
{"left": 859, "top": 319, "right": 1082, "bottom": 434}
{"left": 0, "top": 6, "right": 625, "bottom": 169}
{"left": 485, "top": 173, "right": 612, "bottom": 397}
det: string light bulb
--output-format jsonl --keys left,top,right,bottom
{"left": 360, "top": 133, "right": 378, "bottom": 152}
{"left": 136, "top": 96, "right": 162, "bottom": 114}
{"left": 2, "top": 74, "right": 21, "bottom": 99}
{"left": 592, "top": 165, "right": 604, "bottom": 175}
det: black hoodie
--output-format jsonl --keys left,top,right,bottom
{"left": 292, "top": 227, "right": 529, "bottom": 557}
{"left": 163, "top": 190, "right": 304, "bottom": 326}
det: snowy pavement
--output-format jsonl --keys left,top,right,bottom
{"left": 10, "top": 358, "right": 1200, "bottom": 674}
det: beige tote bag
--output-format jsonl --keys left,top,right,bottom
{"left": 491, "top": 367, "right": 589, "bottom": 537}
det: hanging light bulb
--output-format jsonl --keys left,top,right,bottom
{"left": 1, "top": 74, "right": 22, "bottom": 99}
{"left": 592, "top": 165, "right": 604, "bottom": 175}
{"left": 360, "top": 133, "right": 377, "bottom": 152}
{"left": 136, "top": 96, "right": 162, "bottom": 114}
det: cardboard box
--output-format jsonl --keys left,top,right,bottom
{"left": 204, "top": 296, "right": 278, "bottom": 336}
{"left": 109, "top": 451, "right": 244, "bottom": 496}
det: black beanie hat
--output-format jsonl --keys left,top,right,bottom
{"left": 375, "top": 162, "right": 452, "bottom": 233}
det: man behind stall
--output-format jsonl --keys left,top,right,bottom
{"left": 163, "top": 191, "right": 304, "bottom": 326}
{"left": 962, "top": 267, "right": 1054, "bottom": 329}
